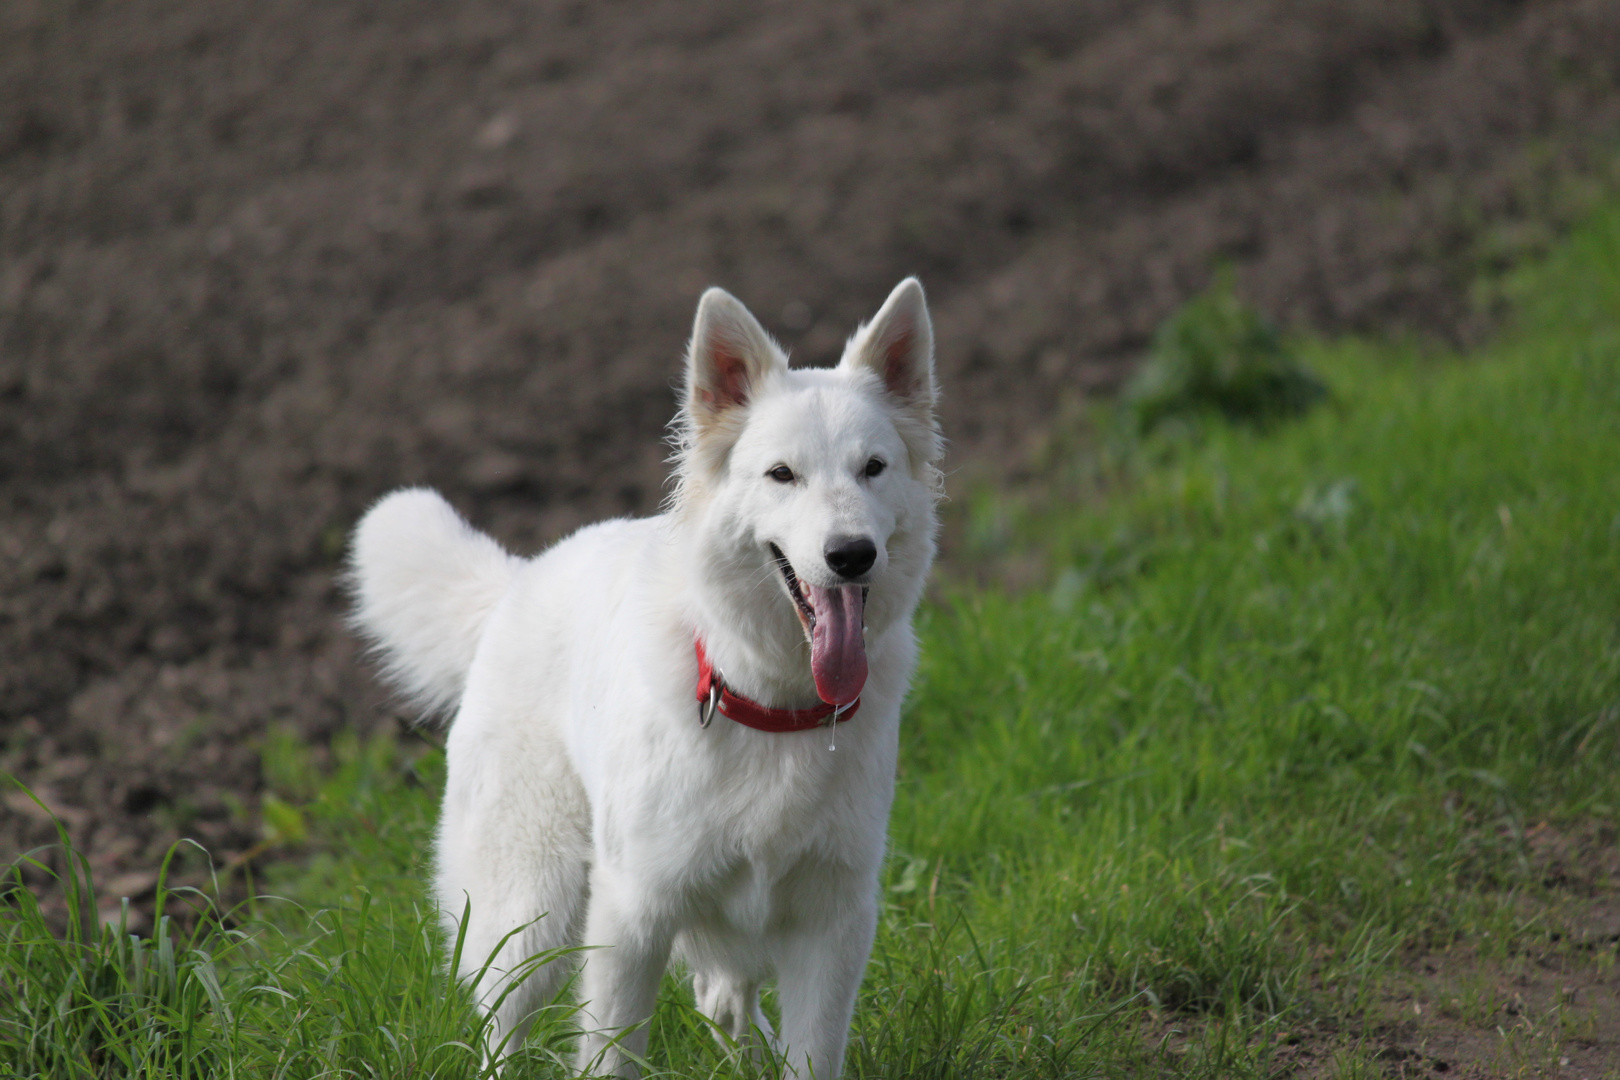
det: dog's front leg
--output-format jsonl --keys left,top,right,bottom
{"left": 574, "top": 878, "right": 672, "bottom": 1078}
{"left": 773, "top": 895, "right": 878, "bottom": 1080}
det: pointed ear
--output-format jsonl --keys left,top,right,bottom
{"left": 842, "top": 277, "right": 935, "bottom": 413}
{"left": 685, "top": 287, "right": 786, "bottom": 432}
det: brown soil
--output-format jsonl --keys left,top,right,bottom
{"left": 3, "top": 0, "right": 1620, "bottom": 905}
{"left": 1265, "top": 823, "right": 1620, "bottom": 1078}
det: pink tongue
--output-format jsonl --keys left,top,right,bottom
{"left": 806, "top": 584, "right": 867, "bottom": 706}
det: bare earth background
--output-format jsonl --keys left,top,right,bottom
{"left": 2, "top": 0, "right": 1619, "bottom": 902}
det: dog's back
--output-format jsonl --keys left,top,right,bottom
{"left": 349, "top": 487, "right": 521, "bottom": 720}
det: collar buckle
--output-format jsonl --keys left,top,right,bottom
{"left": 699, "top": 680, "right": 719, "bottom": 728}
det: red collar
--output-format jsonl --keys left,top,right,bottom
{"left": 694, "top": 634, "right": 859, "bottom": 733}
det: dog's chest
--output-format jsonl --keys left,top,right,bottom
{"left": 599, "top": 727, "right": 872, "bottom": 910}
{"left": 679, "top": 750, "right": 856, "bottom": 932}
{"left": 675, "top": 731, "right": 844, "bottom": 842}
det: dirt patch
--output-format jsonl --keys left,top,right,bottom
{"left": 3, "top": 1, "right": 1620, "bottom": 894}
{"left": 1352, "top": 898, "right": 1620, "bottom": 1079}
{"left": 1267, "top": 823, "right": 1620, "bottom": 1078}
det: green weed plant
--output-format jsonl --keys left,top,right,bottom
{"left": 1123, "top": 270, "right": 1329, "bottom": 434}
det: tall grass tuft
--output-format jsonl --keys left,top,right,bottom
{"left": 0, "top": 803, "right": 582, "bottom": 1078}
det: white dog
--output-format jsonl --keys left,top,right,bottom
{"left": 349, "top": 279, "right": 941, "bottom": 1078}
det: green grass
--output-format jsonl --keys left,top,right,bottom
{"left": 6, "top": 204, "right": 1620, "bottom": 1078}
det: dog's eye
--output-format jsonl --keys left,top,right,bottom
{"left": 864, "top": 458, "right": 886, "bottom": 478}
{"left": 767, "top": 465, "right": 795, "bottom": 483}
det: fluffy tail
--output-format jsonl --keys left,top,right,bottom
{"left": 348, "top": 488, "right": 520, "bottom": 722}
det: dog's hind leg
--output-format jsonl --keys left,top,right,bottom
{"left": 691, "top": 967, "right": 775, "bottom": 1060}
{"left": 435, "top": 722, "right": 592, "bottom": 1063}
{"left": 679, "top": 929, "right": 776, "bottom": 1059}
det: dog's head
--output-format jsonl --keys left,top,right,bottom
{"left": 672, "top": 279, "right": 942, "bottom": 705}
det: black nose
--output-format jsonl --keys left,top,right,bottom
{"left": 824, "top": 536, "right": 877, "bottom": 580}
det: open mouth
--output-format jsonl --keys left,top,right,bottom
{"left": 768, "top": 543, "right": 869, "bottom": 707}
{"left": 770, "top": 543, "right": 817, "bottom": 636}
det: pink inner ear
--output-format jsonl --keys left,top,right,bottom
{"left": 882, "top": 327, "right": 917, "bottom": 398}
{"left": 702, "top": 338, "right": 751, "bottom": 410}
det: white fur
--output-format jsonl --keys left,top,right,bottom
{"left": 350, "top": 279, "right": 941, "bottom": 1078}
{"left": 349, "top": 487, "right": 522, "bottom": 718}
